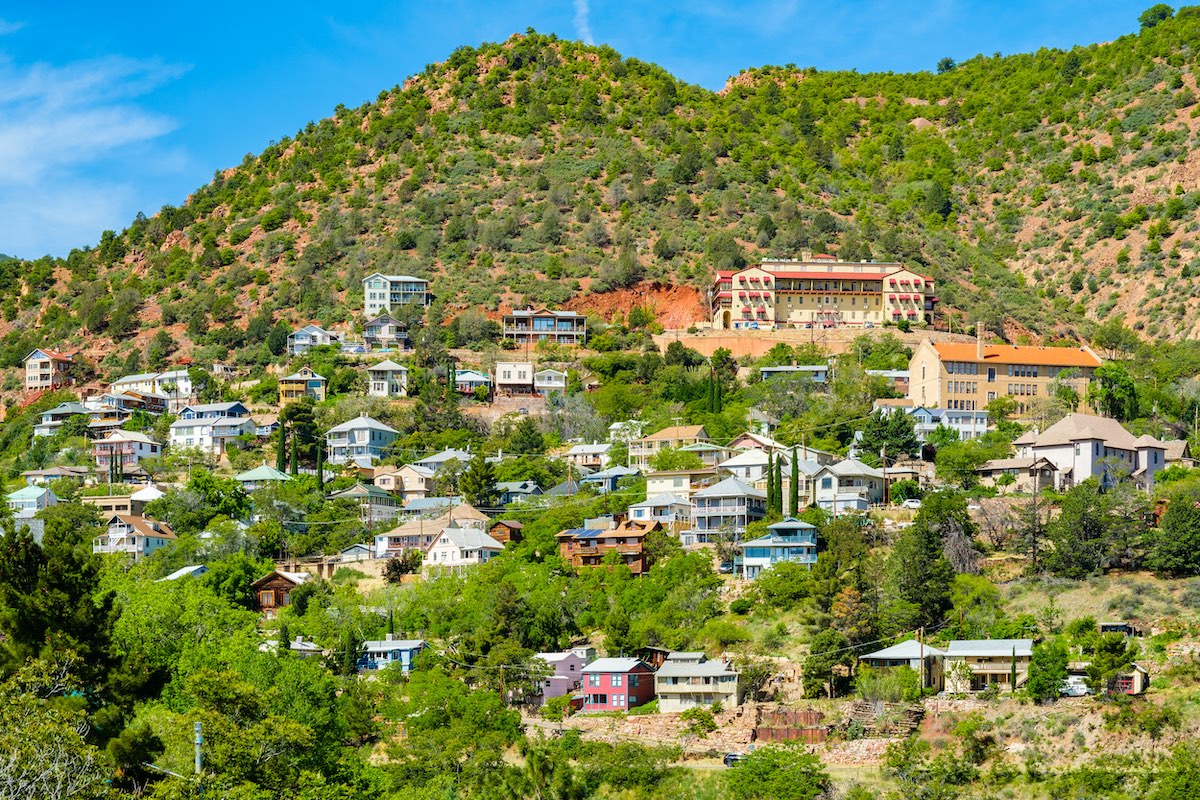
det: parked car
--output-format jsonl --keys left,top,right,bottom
{"left": 718, "top": 562, "right": 735, "bottom": 575}
{"left": 723, "top": 753, "right": 746, "bottom": 767}
{"left": 1061, "top": 676, "right": 1092, "bottom": 697}
{"left": 901, "top": 498, "right": 923, "bottom": 510}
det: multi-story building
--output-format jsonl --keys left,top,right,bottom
{"left": 1009, "top": 412, "right": 1167, "bottom": 489}
{"left": 907, "top": 339, "right": 1101, "bottom": 414}
{"left": 32, "top": 402, "right": 92, "bottom": 438}
{"left": 287, "top": 324, "right": 340, "bottom": 356}
{"left": 688, "top": 477, "right": 767, "bottom": 543}
{"left": 628, "top": 425, "right": 710, "bottom": 470}
{"left": 279, "top": 367, "right": 327, "bottom": 403}
{"left": 362, "top": 313, "right": 410, "bottom": 350}
{"left": 494, "top": 361, "right": 534, "bottom": 395}
{"left": 169, "top": 415, "right": 255, "bottom": 456}
{"left": 92, "top": 430, "right": 162, "bottom": 469}
{"left": 738, "top": 518, "right": 819, "bottom": 579}
{"left": 362, "top": 273, "right": 431, "bottom": 316}
{"left": 366, "top": 360, "right": 409, "bottom": 398}
{"left": 92, "top": 515, "right": 175, "bottom": 559}
{"left": 24, "top": 348, "right": 74, "bottom": 392}
{"left": 502, "top": 307, "right": 587, "bottom": 346}
{"left": 943, "top": 640, "right": 1033, "bottom": 693}
{"left": 710, "top": 254, "right": 936, "bottom": 330}
{"left": 325, "top": 415, "right": 399, "bottom": 466}
{"left": 556, "top": 518, "right": 659, "bottom": 575}
{"left": 580, "top": 658, "right": 655, "bottom": 712}
{"left": 654, "top": 652, "right": 740, "bottom": 713}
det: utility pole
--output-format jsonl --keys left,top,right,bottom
{"left": 194, "top": 721, "right": 203, "bottom": 776}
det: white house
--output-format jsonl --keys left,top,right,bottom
{"left": 32, "top": 402, "right": 92, "bottom": 438}
{"left": 627, "top": 493, "right": 693, "bottom": 528}
{"left": 110, "top": 372, "right": 160, "bottom": 395}
{"left": 814, "top": 459, "right": 884, "bottom": 513}
{"left": 93, "top": 430, "right": 162, "bottom": 469}
{"left": 738, "top": 518, "right": 819, "bottom": 580}
{"left": 92, "top": 515, "right": 176, "bottom": 559}
{"left": 287, "top": 324, "right": 340, "bottom": 356}
{"left": 153, "top": 369, "right": 194, "bottom": 400}
{"left": 534, "top": 368, "right": 567, "bottom": 395}
{"left": 169, "top": 416, "right": 256, "bottom": 456}
{"left": 325, "top": 415, "right": 399, "bottom": 466}
{"left": 328, "top": 483, "right": 402, "bottom": 525}
{"left": 718, "top": 448, "right": 782, "bottom": 482}
{"left": 362, "top": 273, "right": 431, "bottom": 316}
{"left": 413, "top": 448, "right": 472, "bottom": 472}
{"left": 644, "top": 468, "right": 718, "bottom": 501}
{"left": 366, "top": 360, "right": 409, "bottom": 398}
{"left": 1014, "top": 413, "right": 1167, "bottom": 489}
{"left": 564, "top": 442, "right": 611, "bottom": 471}
{"left": 859, "top": 639, "right": 946, "bottom": 690}
{"left": 654, "top": 652, "right": 740, "bottom": 713}
{"left": 943, "top": 639, "right": 1034, "bottom": 693}
{"left": 686, "top": 477, "right": 767, "bottom": 545}
{"left": 495, "top": 362, "right": 534, "bottom": 395}
{"left": 178, "top": 401, "right": 251, "bottom": 420}
{"left": 424, "top": 527, "right": 503, "bottom": 570}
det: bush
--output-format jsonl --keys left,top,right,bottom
{"left": 730, "top": 598, "right": 753, "bottom": 615}
{"left": 680, "top": 707, "right": 717, "bottom": 737}
{"left": 856, "top": 666, "right": 923, "bottom": 703}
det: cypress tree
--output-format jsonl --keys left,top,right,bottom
{"left": 290, "top": 435, "right": 299, "bottom": 476}
{"left": 715, "top": 379, "right": 723, "bottom": 413}
{"left": 766, "top": 453, "right": 775, "bottom": 510}
{"left": 315, "top": 439, "right": 325, "bottom": 487}
{"left": 278, "top": 621, "right": 291, "bottom": 655}
{"left": 276, "top": 425, "right": 287, "bottom": 471}
{"left": 790, "top": 446, "right": 799, "bottom": 516}
{"left": 773, "top": 457, "right": 783, "bottom": 514}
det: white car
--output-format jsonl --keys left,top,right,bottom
{"left": 901, "top": 499, "right": 922, "bottom": 510}
{"left": 1060, "top": 676, "right": 1092, "bottom": 697}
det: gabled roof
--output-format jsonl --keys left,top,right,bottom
{"left": 179, "top": 402, "right": 249, "bottom": 415}
{"left": 363, "top": 272, "right": 428, "bottom": 283}
{"left": 432, "top": 527, "right": 503, "bottom": 552}
{"left": 368, "top": 359, "right": 408, "bottom": 372}
{"left": 43, "top": 402, "right": 90, "bottom": 416}
{"left": 291, "top": 323, "right": 334, "bottom": 336}
{"left": 25, "top": 348, "right": 74, "bottom": 363}
{"left": 251, "top": 570, "right": 310, "bottom": 588}
{"left": 363, "top": 637, "right": 425, "bottom": 651}
{"left": 282, "top": 369, "right": 327, "bottom": 382}
{"left": 535, "top": 651, "right": 579, "bottom": 664}
{"left": 581, "top": 657, "right": 647, "bottom": 674}
{"left": 505, "top": 306, "right": 583, "bottom": 319}
{"left": 327, "top": 415, "right": 398, "bottom": 435}
{"left": 496, "top": 480, "right": 541, "bottom": 494}
{"left": 860, "top": 639, "right": 946, "bottom": 660}
{"left": 376, "top": 502, "right": 489, "bottom": 538}
{"left": 656, "top": 656, "right": 738, "bottom": 679}
{"left": 693, "top": 476, "right": 765, "bottom": 499}
{"left": 130, "top": 485, "right": 164, "bottom": 502}
{"left": 329, "top": 482, "right": 395, "bottom": 501}
{"left": 98, "top": 430, "right": 159, "bottom": 445}
{"left": 629, "top": 492, "right": 692, "bottom": 509}
{"left": 639, "top": 424, "right": 708, "bottom": 442}
{"left": 1029, "top": 413, "right": 1151, "bottom": 451}
{"left": 455, "top": 369, "right": 491, "bottom": 381}
{"left": 6, "top": 485, "right": 52, "bottom": 501}
{"left": 235, "top": 464, "right": 292, "bottom": 483}
{"left": 535, "top": 368, "right": 567, "bottom": 378}
{"left": 364, "top": 312, "right": 406, "bottom": 326}
{"left": 581, "top": 465, "right": 640, "bottom": 482}
{"left": 823, "top": 459, "right": 884, "bottom": 479}
{"left": 414, "top": 448, "right": 472, "bottom": 466}
{"left": 157, "top": 565, "right": 209, "bottom": 582}
{"left": 566, "top": 442, "right": 611, "bottom": 456}
{"left": 112, "top": 372, "right": 160, "bottom": 384}
{"left": 946, "top": 639, "right": 1034, "bottom": 658}
{"left": 107, "top": 515, "right": 176, "bottom": 539}
{"left": 931, "top": 342, "right": 1101, "bottom": 368}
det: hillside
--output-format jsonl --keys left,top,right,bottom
{"left": 6, "top": 10, "right": 1200, "bottom": 372}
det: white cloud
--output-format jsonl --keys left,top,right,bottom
{"left": 0, "top": 19, "right": 23, "bottom": 35}
{"left": 0, "top": 54, "right": 184, "bottom": 256}
{"left": 574, "top": 0, "right": 595, "bottom": 45}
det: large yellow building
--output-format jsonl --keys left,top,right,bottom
{"left": 907, "top": 340, "right": 1101, "bottom": 414}
{"left": 710, "top": 254, "right": 936, "bottom": 330}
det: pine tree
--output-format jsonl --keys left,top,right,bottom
{"left": 278, "top": 621, "right": 291, "bottom": 655}
{"left": 460, "top": 452, "right": 498, "bottom": 508}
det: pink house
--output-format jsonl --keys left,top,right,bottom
{"left": 534, "top": 651, "right": 586, "bottom": 703}
{"left": 580, "top": 657, "right": 655, "bottom": 712}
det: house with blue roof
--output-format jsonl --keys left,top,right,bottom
{"left": 737, "top": 518, "right": 819, "bottom": 580}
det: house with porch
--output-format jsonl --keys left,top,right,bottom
{"left": 738, "top": 518, "right": 819, "bottom": 579}
{"left": 556, "top": 518, "right": 658, "bottom": 574}
{"left": 251, "top": 570, "right": 311, "bottom": 619}
{"left": 6, "top": 485, "right": 57, "bottom": 515}
{"left": 92, "top": 515, "right": 176, "bottom": 560}
{"left": 325, "top": 415, "right": 399, "bottom": 466}
{"left": 502, "top": 307, "right": 587, "bottom": 346}
{"left": 362, "top": 273, "right": 432, "bottom": 316}
{"left": 366, "top": 360, "right": 409, "bottom": 398}
{"left": 1012, "top": 413, "right": 1167, "bottom": 490}
{"left": 93, "top": 430, "right": 162, "bottom": 469}
{"left": 287, "top": 324, "right": 340, "bottom": 356}
{"left": 362, "top": 313, "right": 410, "bottom": 350}
{"left": 645, "top": 467, "right": 719, "bottom": 500}
{"left": 627, "top": 494, "right": 693, "bottom": 530}
{"left": 376, "top": 463, "right": 435, "bottom": 500}
{"left": 455, "top": 369, "right": 492, "bottom": 396}
{"left": 580, "top": 658, "right": 655, "bottom": 712}
{"left": 358, "top": 635, "right": 426, "bottom": 673}
{"left": 495, "top": 362, "right": 535, "bottom": 395}
{"left": 687, "top": 477, "right": 767, "bottom": 545}
{"left": 654, "top": 652, "right": 740, "bottom": 713}
{"left": 169, "top": 415, "right": 255, "bottom": 457}
{"left": 813, "top": 459, "right": 884, "bottom": 513}
{"left": 859, "top": 639, "right": 946, "bottom": 690}
{"left": 32, "top": 402, "right": 92, "bottom": 438}
{"left": 234, "top": 464, "right": 293, "bottom": 492}
{"left": 943, "top": 639, "right": 1034, "bottom": 693}
{"left": 424, "top": 527, "right": 504, "bottom": 571}
{"left": 628, "top": 425, "right": 710, "bottom": 470}
{"left": 534, "top": 368, "right": 567, "bottom": 395}
{"left": 279, "top": 367, "right": 327, "bottom": 403}
{"left": 328, "top": 482, "right": 402, "bottom": 525}
{"left": 564, "top": 442, "right": 611, "bottom": 471}
{"left": 178, "top": 401, "right": 251, "bottom": 420}
{"left": 497, "top": 480, "right": 542, "bottom": 505}
{"left": 24, "top": 348, "right": 74, "bottom": 392}
{"left": 372, "top": 504, "right": 491, "bottom": 558}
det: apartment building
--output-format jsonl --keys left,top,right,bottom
{"left": 710, "top": 254, "right": 936, "bottom": 330}
{"left": 362, "top": 273, "right": 431, "bottom": 316}
{"left": 556, "top": 518, "right": 660, "bottom": 575}
{"left": 24, "top": 348, "right": 75, "bottom": 392}
{"left": 908, "top": 338, "right": 1101, "bottom": 414}
{"left": 502, "top": 307, "right": 587, "bottom": 346}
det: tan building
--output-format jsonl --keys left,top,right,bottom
{"left": 907, "top": 339, "right": 1101, "bottom": 414}
{"left": 279, "top": 367, "right": 327, "bottom": 403}
{"left": 628, "top": 425, "right": 710, "bottom": 470}
{"left": 24, "top": 348, "right": 75, "bottom": 392}
{"left": 710, "top": 254, "right": 936, "bottom": 330}
{"left": 943, "top": 639, "right": 1033, "bottom": 693}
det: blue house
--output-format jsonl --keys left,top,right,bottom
{"left": 580, "top": 465, "right": 640, "bottom": 493}
{"left": 737, "top": 518, "right": 819, "bottom": 580}
{"left": 358, "top": 635, "right": 426, "bottom": 673}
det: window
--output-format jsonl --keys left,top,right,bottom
{"left": 821, "top": 477, "right": 832, "bottom": 490}
{"left": 588, "top": 674, "right": 601, "bottom": 687}
{"left": 630, "top": 674, "right": 639, "bottom": 687}
{"left": 260, "top": 590, "right": 276, "bottom": 607}
{"left": 613, "top": 694, "right": 626, "bottom": 707}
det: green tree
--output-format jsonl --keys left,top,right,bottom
{"left": 884, "top": 511, "right": 955, "bottom": 630}
{"left": 1087, "top": 363, "right": 1139, "bottom": 421}
{"left": 1025, "top": 639, "right": 1069, "bottom": 703}
{"left": 460, "top": 452, "right": 499, "bottom": 508}
{"left": 1148, "top": 483, "right": 1200, "bottom": 576}
{"left": 803, "top": 628, "right": 851, "bottom": 698}
{"left": 726, "top": 741, "right": 831, "bottom": 800}
{"left": 858, "top": 409, "right": 919, "bottom": 466}
{"left": 1140, "top": 3, "right": 1174, "bottom": 29}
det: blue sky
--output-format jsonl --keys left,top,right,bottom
{"left": 0, "top": 1, "right": 1149, "bottom": 258}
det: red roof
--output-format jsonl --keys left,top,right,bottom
{"left": 35, "top": 348, "right": 74, "bottom": 362}
{"left": 767, "top": 271, "right": 894, "bottom": 281}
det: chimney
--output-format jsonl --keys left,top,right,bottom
{"left": 976, "top": 327, "right": 985, "bottom": 361}
{"left": 385, "top": 633, "right": 395, "bottom": 642}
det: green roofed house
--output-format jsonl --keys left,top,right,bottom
{"left": 328, "top": 482, "right": 402, "bottom": 525}
{"left": 234, "top": 464, "right": 293, "bottom": 492}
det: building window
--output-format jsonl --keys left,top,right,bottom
{"left": 588, "top": 674, "right": 600, "bottom": 687}
{"left": 611, "top": 674, "right": 623, "bottom": 687}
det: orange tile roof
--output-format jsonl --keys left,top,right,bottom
{"left": 932, "top": 342, "right": 1100, "bottom": 368}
